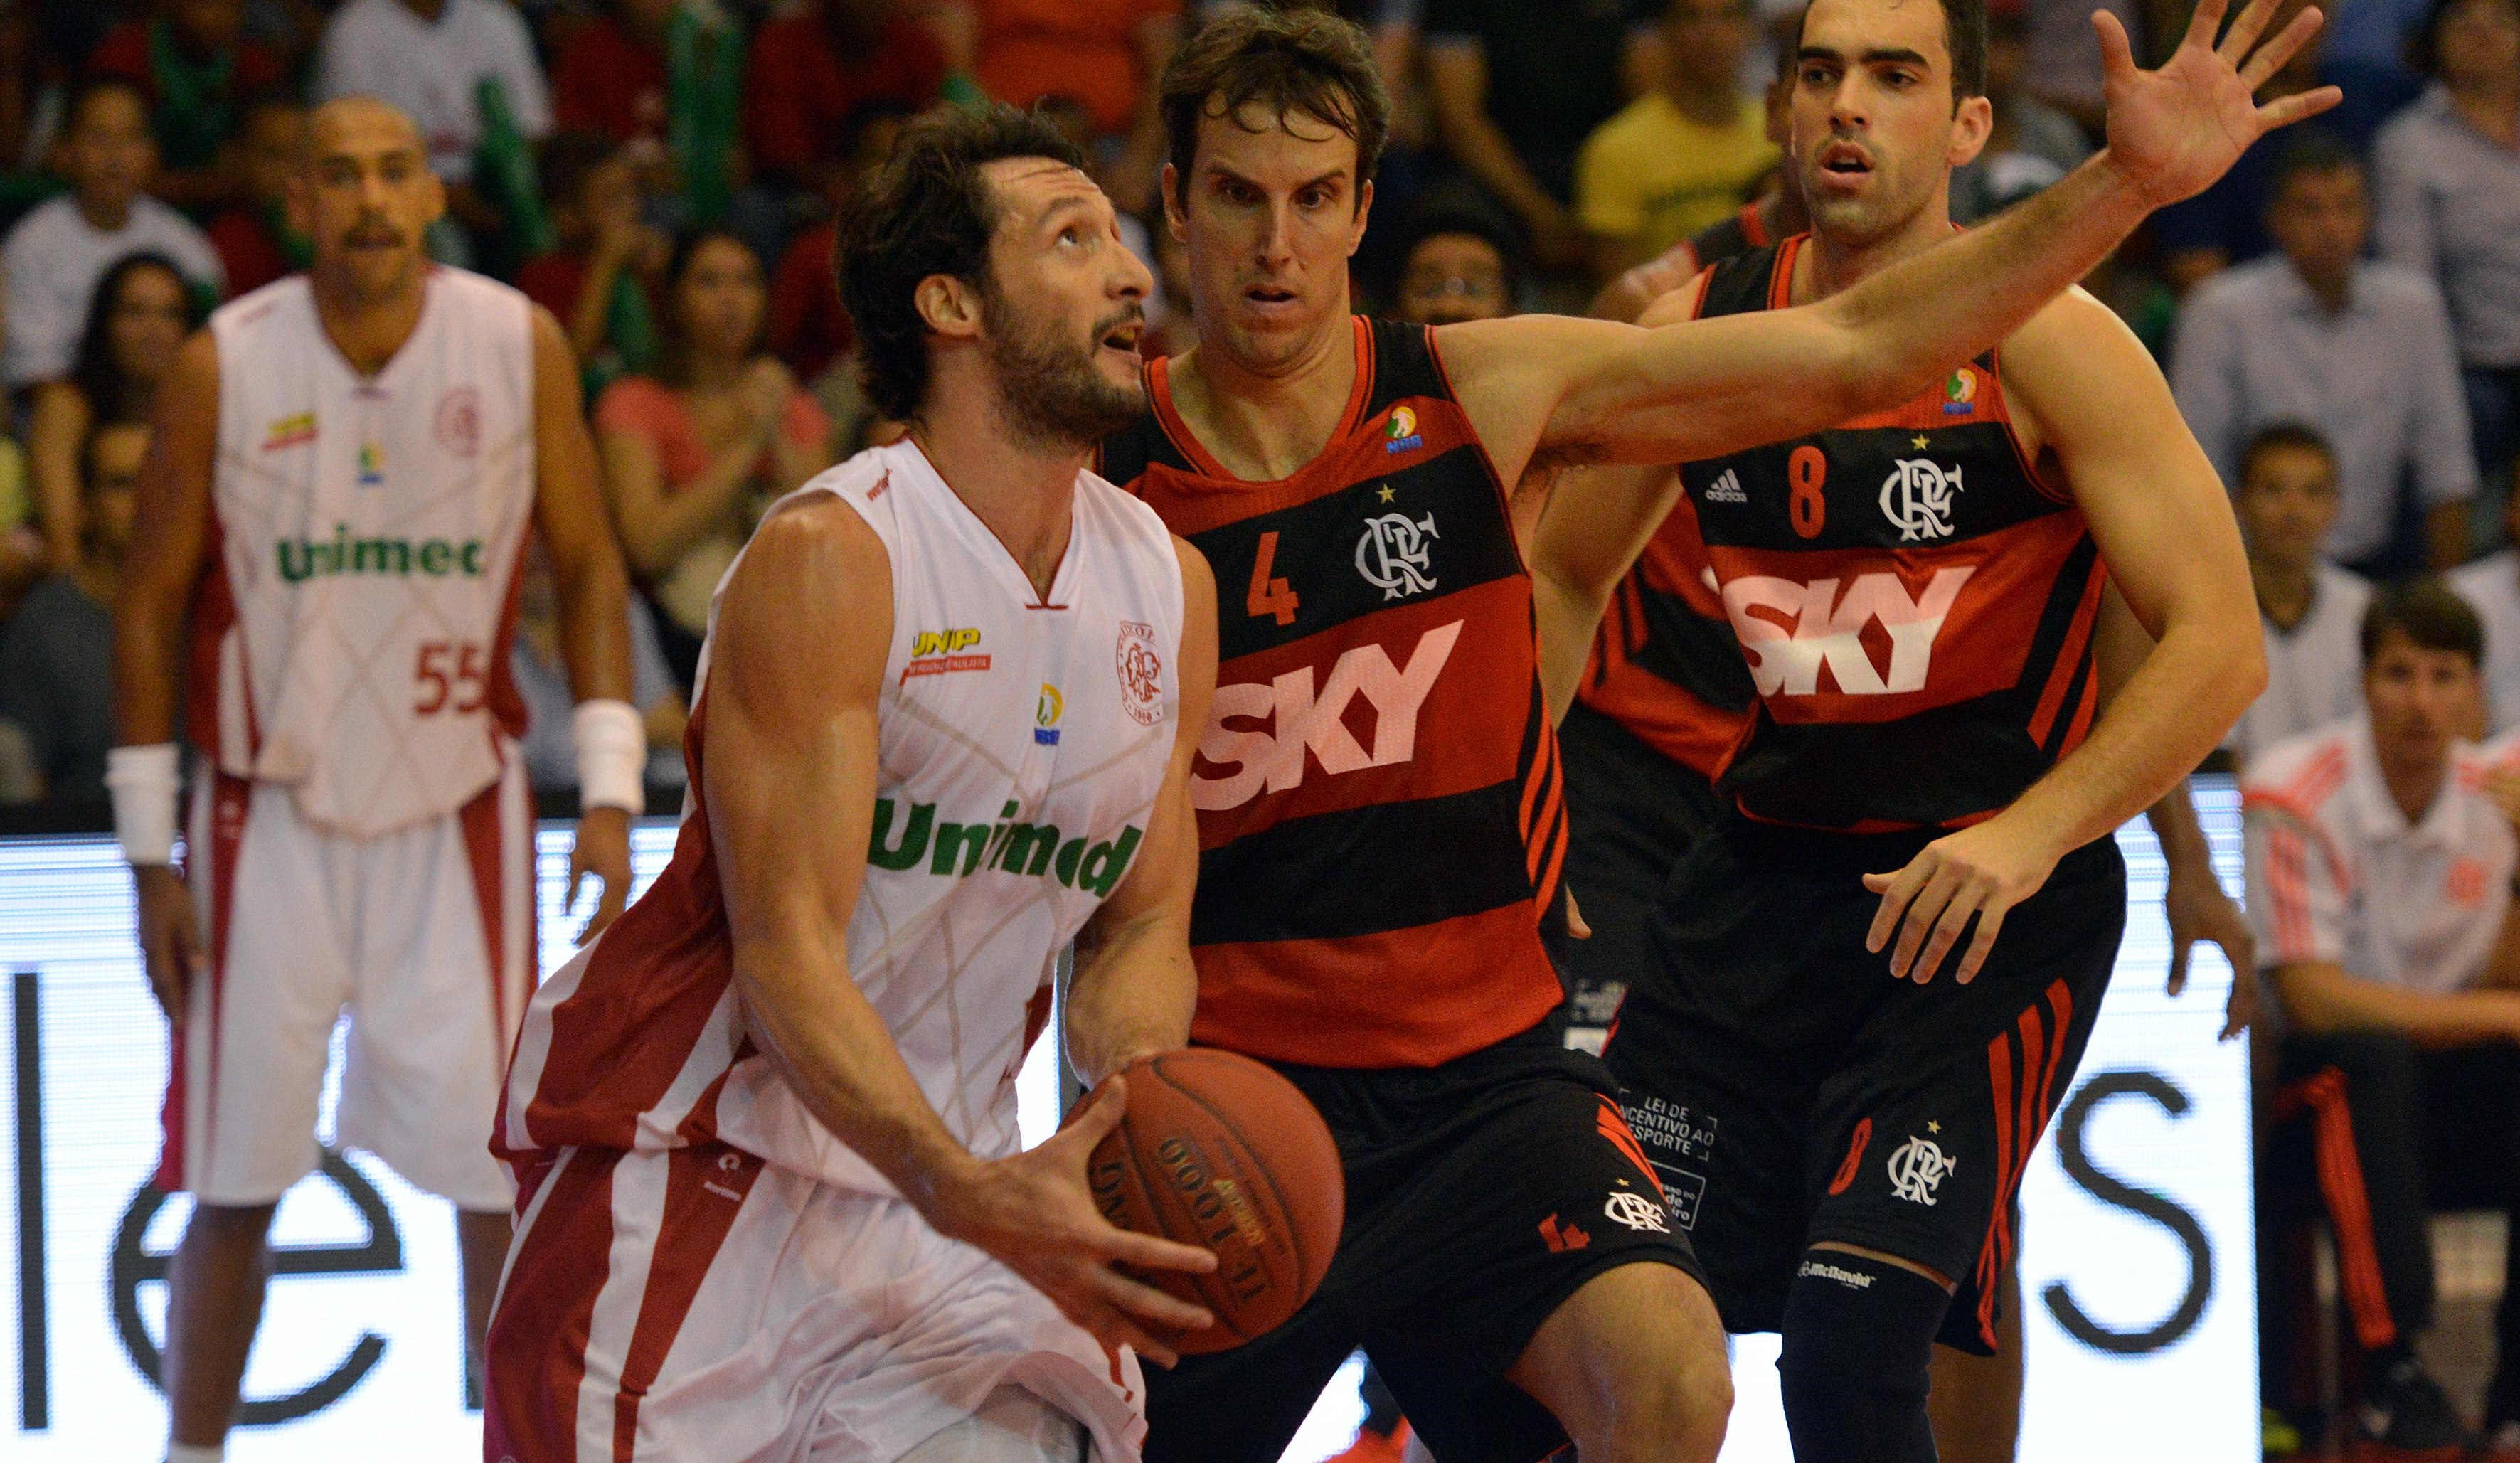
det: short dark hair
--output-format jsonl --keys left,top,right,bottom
{"left": 538, "top": 130, "right": 620, "bottom": 215}
{"left": 836, "top": 104, "right": 1089, "bottom": 422}
{"left": 2361, "top": 578, "right": 2484, "bottom": 669}
{"left": 2266, "top": 132, "right": 2364, "bottom": 206}
{"left": 1391, "top": 198, "right": 1526, "bottom": 311}
{"left": 1160, "top": 8, "right": 1391, "bottom": 203}
{"left": 2415, "top": 0, "right": 2520, "bottom": 76}
{"left": 2238, "top": 422, "right": 2336, "bottom": 487}
{"left": 65, "top": 75, "right": 149, "bottom": 134}
{"left": 1795, "top": 0, "right": 1989, "bottom": 103}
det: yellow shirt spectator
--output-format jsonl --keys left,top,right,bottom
{"left": 1577, "top": 93, "right": 1780, "bottom": 267}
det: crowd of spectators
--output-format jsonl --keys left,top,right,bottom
{"left": 0, "top": 0, "right": 2507, "bottom": 1445}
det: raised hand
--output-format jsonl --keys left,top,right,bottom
{"left": 2098, "top": 0, "right": 2343, "bottom": 206}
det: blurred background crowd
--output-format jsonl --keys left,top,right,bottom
{"left": 0, "top": 0, "right": 2511, "bottom": 1455}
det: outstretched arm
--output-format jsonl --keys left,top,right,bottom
{"left": 1442, "top": 0, "right": 2338, "bottom": 483}
{"left": 1065, "top": 540, "right": 1218, "bottom": 1085}
{"left": 706, "top": 498, "right": 1216, "bottom": 1364}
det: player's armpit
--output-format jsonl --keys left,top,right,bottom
{"left": 700, "top": 498, "right": 974, "bottom": 1201}
{"left": 1530, "top": 463, "right": 1681, "bottom": 724}
{"left": 1068, "top": 538, "right": 1218, "bottom": 1086}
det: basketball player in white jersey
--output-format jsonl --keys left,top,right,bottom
{"left": 112, "top": 97, "right": 638, "bottom": 1463}
{"left": 484, "top": 105, "right": 1222, "bottom": 1462}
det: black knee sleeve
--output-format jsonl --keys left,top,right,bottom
{"left": 1777, "top": 1250, "right": 1952, "bottom": 1463}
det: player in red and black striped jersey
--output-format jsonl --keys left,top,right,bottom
{"left": 1110, "top": 6, "right": 2332, "bottom": 1461}
{"left": 1526, "top": 0, "right": 2292, "bottom": 1458}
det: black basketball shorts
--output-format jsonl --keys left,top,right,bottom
{"left": 1548, "top": 703, "right": 1726, "bottom": 1036}
{"left": 1142, "top": 1023, "right": 1706, "bottom": 1463}
{"left": 1605, "top": 816, "right": 2125, "bottom": 1355}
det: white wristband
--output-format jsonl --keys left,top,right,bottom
{"left": 573, "top": 698, "right": 647, "bottom": 816}
{"left": 106, "top": 743, "right": 181, "bottom": 866}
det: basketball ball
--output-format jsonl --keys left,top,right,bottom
{"left": 1087, "top": 1048, "right": 1344, "bottom": 1355}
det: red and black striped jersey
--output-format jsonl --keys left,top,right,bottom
{"left": 1690, "top": 236, "right": 2107, "bottom": 831}
{"left": 1574, "top": 490, "right": 1756, "bottom": 779}
{"left": 1098, "top": 317, "right": 1568, "bottom": 1069}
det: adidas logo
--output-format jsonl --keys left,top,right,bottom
{"left": 1704, "top": 469, "right": 1747, "bottom": 504}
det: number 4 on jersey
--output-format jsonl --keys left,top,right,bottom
{"left": 1247, "top": 530, "right": 1299, "bottom": 626}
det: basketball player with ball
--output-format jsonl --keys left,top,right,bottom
{"left": 484, "top": 106, "right": 1260, "bottom": 1462}
{"left": 113, "top": 98, "right": 639, "bottom": 1463}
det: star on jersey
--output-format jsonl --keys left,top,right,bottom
{"left": 1912, "top": 434, "right": 1930, "bottom": 449}
{"left": 1376, "top": 484, "right": 1395, "bottom": 503}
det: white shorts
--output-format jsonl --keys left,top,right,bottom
{"left": 483, "top": 1142, "right": 1147, "bottom": 1463}
{"left": 160, "top": 762, "right": 533, "bottom": 1209}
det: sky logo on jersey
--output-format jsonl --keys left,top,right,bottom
{"left": 1191, "top": 620, "right": 1462, "bottom": 810}
{"left": 1384, "top": 405, "right": 1423, "bottom": 454}
{"left": 357, "top": 442, "right": 385, "bottom": 487}
{"left": 1943, "top": 368, "right": 1979, "bottom": 415}
{"left": 867, "top": 795, "right": 1142, "bottom": 895}
{"left": 275, "top": 524, "right": 486, "bottom": 583}
{"left": 1036, "top": 683, "right": 1063, "bottom": 745}
{"left": 1722, "top": 568, "right": 1974, "bottom": 696}
{"left": 903, "top": 627, "right": 990, "bottom": 683}
{"left": 262, "top": 411, "right": 317, "bottom": 451}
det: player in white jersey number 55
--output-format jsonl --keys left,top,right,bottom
{"left": 112, "top": 99, "right": 639, "bottom": 1463}
{"left": 484, "top": 105, "right": 1222, "bottom": 1462}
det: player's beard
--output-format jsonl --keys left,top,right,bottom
{"left": 984, "top": 291, "right": 1147, "bottom": 453}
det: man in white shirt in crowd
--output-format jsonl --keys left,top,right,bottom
{"left": 2171, "top": 135, "right": 2475, "bottom": 576}
{"left": 314, "top": 0, "right": 551, "bottom": 250}
{"left": 2450, "top": 486, "right": 2520, "bottom": 735}
{"left": 2245, "top": 580, "right": 2520, "bottom": 1452}
{"left": 2228, "top": 423, "right": 2372, "bottom": 767}
{"left": 0, "top": 78, "right": 223, "bottom": 390}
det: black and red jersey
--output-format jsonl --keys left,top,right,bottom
{"left": 1098, "top": 317, "right": 1567, "bottom": 1069}
{"left": 1688, "top": 235, "right": 2107, "bottom": 832}
{"left": 1574, "top": 490, "right": 1756, "bottom": 780}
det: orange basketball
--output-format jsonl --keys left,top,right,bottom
{"left": 1087, "top": 1048, "right": 1344, "bottom": 1354}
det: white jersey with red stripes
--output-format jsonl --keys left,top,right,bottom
{"left": 196, "top": 267, "right": 536, "bottom": 836}
{"left": 2242, "top": 715, "right": 2518, "bottom": 994}
{"left": 498, "top": 438, "right": 1186, "bottom": 1191}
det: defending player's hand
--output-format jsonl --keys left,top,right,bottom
{"left": 133, "top": 863, "right": 203, "bottom": 1024}
{"left": 2163, "top": 862, "right": 2256, "bottom": 1040}
{"left": 1863, "top": 819, "right": 2064, "bottom": 986}
{"left": 927, "top": 1074, "right": 1218, "bottom": 1368}
{"left": 568, "top": 805, "right": 633, "bottom": 945}
{"left": 2095, "top": 0, "right": 2343, "bottom": 208}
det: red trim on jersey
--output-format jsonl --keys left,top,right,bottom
{"left": 159, "top": 773, "right": 254, "bottom": 1191}
{"left": 1189, "top": 900, "right": 1564, "bottom": 1068}
{"left": 2273, "top": 1070, "right": 2399, "bottom": 1351}
{"left": 1973, "top": 978, "right": 2074, "bottom": 1348}
{"left": 487, "top": 539, "right": 532, "bottom": 745}
{"left": 609, "top": 1144, "right": 767, "bottom": 1459}
{"left": 482, "top": 1147, "right": 626, "bottom": 1462}
{"left": 1578, "top": 491, "right": 1748, "bottom": 778}
{"left": 1129, "top": 391, "right": 1480, "bottom": 538}
{"left": 2026, "top": 559, "right": 2109, "bottom": 747}
{"left": 1767, "top": 236, "right": 1803, "bottom": 309}
{"left": 1738, "top": 201, "right": 1772, "bottom": 250}
{"left": 185, "top": 517, "right": 249, "bottom": 765}
{"left": 1596, "top": 1098, "right": 1667, "bottom": 1201}
{"left": 460, "top": 773, "right": 511, "bottom": 1037}
{"left": 1147, "top": 317, "right": 1374, "bottom": 486}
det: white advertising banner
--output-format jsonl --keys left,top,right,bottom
{"left": 0, "top": 787, "right": 2255, "bottom": 1461}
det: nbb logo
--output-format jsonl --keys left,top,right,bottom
{"left": 1721, "top": 567, "right": 1974, "bottom": 697}
{"left": 1191, "top": 622, "right": 1461, "bottom": 810}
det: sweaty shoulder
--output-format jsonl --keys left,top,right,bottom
{"left": 716, "top": 489, "right": 894, "bottom": 674}
{"left": 1994, "top": 284, "right": 2167, "bottom": 454}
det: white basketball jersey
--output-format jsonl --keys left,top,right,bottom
{"left": 499, "top": 440, "right": 1186, "bottom": 1193}
{"left": 199, "top": 269, "right": 536, "bottom": 836}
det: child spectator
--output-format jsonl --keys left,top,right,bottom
{"left": 743, "top": 0, "right": 945, "bottom": 196}
{"left": 2170, "top": 137, "right": 2475, "bottom": 576}
{"left": 519, "top": 131, "right": 667, "bottom": 399}
{"left": 313, "top": 0, "right": 551, "bottom": 254}
{"left": 2246, "top": 581, "right": 2519, "bottom": 1455}
{"left": 25, "top": 253, "right": 196, "bottom": 574}
{"left": 86, "top": 0, "right": 287, "bottom": 213}
{"left": 1575, "top": 0, "right": 1777, "bottom": 278}
{"left": 0, "top": 77, "right": 223, "bottom": 390}
{"left": 2375, "top": 0, "right": 2520, "bottom": 491}
{"left": 203, "top": 91, "right": 309, "bottom": 297}
{"left": 2228, "top": 425, "right": 2373, "bottom": 767}
{"left": 0, "top": 422, "right": 145, "bottom": 804}
{"left": 549, "top": 0, "right": 749, "bottom": 229}
{"left": 594, "top": 229, "right": 833, "bottom": 687}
